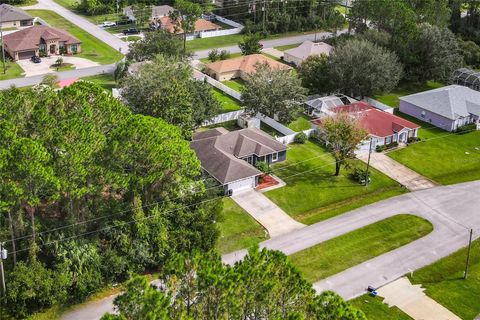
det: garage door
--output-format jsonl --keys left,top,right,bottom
{"left": 18, "top": 51, "right": 35, "bottom": 60}
{"left": 227, "top": 177, "right": 256, "bottom": 195}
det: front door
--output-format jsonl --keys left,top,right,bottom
{"left": 49, "top": 44, "right": 56, "bottom": 54}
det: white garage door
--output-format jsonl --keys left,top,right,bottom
{"left": 227, "top": 177, "right": 256, "bottom": 195}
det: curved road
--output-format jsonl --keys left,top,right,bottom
{"left": 61, "top": 181, "right": 480, "bottom": 320}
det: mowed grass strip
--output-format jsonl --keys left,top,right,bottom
{"left": 350, "top": 295, "right": 413, "bottom": 320}
{"left": 388, "top": 130, "right": 480, "bottom": 185}
{"left": 409, "top": 239, "right": 480, "bottom": 320}
{"left": 81, "top": 73, "right": 116, "bottom": 91}
{"left": 25, "top": 10, "right": 124, "bottom": 64}
{"left": 217, "top": 198, "right": 268, "bottom": 254}
{"left": 0, "top": 60, "right": 24, "bottom": 80}
{"left": 289, "top": 214, "right": 433, "bottom": 283}
{"left": 211, "top": 87, "right": 242, "bottom": 113}
{"left": 265, "top": 141, "right": 406, "bottom": 225}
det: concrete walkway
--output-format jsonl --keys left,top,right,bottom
{"left": 356, "top": 151, "right": 437, "bottom": 191}
{"left": 231, "top": 190, "right": 305, "bottom": 237}
{"left": 377, "top": 277, "right": 461, "bottom": 320}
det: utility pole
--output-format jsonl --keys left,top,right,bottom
{"left": 463, "top": 229, "right": 473, "bottom": 279}
{"left": 0, "top": 10, "right": 6, "bottom": 74}
{"left": 364, "top": 138, "right": 373, "bottom": 186}
{"left": 262, "top": 1, "right": 266, "bottom": 34}
{"left": 0, "top": 242, "right": 6, "bottom": 297}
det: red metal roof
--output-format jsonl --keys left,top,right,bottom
{"left": 312, "top": 101, "right": 420, "bottom": 138}
{"left": 57, "top": 78, "right": 79, "bottom": 88}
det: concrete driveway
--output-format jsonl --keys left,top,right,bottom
{"left": 231, "top": 190, "right": 305, "bottom": 237}
{"left": 356, "top": 151, "right": 437, "bottom": 191}
{"left": 16, "top": 56, "right": 100, "bottom": 77}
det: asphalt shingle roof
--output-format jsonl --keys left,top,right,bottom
{"left": 400, "top": 85, "right": 480, "bottom": 120}
{"left": 3, "top": 25, "right": 81, "bottom": 52}
{"left": 0, "top": 4, "right": 33, "bottom": 23}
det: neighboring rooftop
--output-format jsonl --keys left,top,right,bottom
{"left": 312, "top": 102, "right": 420, "bottom": 138}
{"left": 152, "top": 5, "right": 174, "bottom": 18}
{"left": 206, "top": 54, "right": 292, "bottom": 75}
{"left": 451, "top": 68, "right": 480, "bottom": 91}
{"left": 400, "top": 85, "right": 480, "bottom": 120}
{"left": 0, "top": 4, "right": 33, "bottom": 22}
{"left": 3, "top": 25, "right": 81, "bottom": 52}
{"left": 284, "top": 41, "right": 333, "bottom": 60}
{"left": 159, "top": 16, "right": 221, "bottom": 33}
{"left": 190, "top": 128, "right": 287, "bottom": 184}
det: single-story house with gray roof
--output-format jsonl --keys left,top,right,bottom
{"left": 0, "top": 4, "right": 33, "bottom": 29}
{"left": 190, "top": 127, "right": 287, "bottom": 194}
{"left": 399, "top": 85, "right": 480, "bottom": 132}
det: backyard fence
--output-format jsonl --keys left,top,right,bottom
{"left": 33, "top": 17, "right": 49, "bottom": 26}
{"left": 199, "top": 72, "right": 242, "bottom": 100}
{"left": 198, "top": 15, "right": 244, "bottom": 39}
{"left": 364, "top": 97, "right": 394, "bottom": 114}
{"left": 256, "top": 114, "right": 296, "bottom": 136}
{"left": 276, "top": 129, "right": 315, "bottom": 145}
{"left": 203, "top": 109, "right": 245, "bottom": 126}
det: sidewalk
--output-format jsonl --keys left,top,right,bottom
{"left": 231, "top": 190, "right": 305, "bottom": 237}
{"left": 377, "top": 277, "right": 461, "bottom": 320}
{"left": 356, "top": 151, "right": 437, "bottom": 191}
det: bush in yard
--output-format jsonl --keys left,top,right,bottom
{"left": 219, "top": 49, "right": 231, "bottom": 60}
{"left": 407, "top": 136, "right": 421, "bottom": 144}
{"left": 294, "top": 132, "right": 308, "bottom": 144}
{"left": 376, "top": 145, "right": 386, "bottom": 152}
{"left": 350, "top": 168, "right": 370, "bottom": 184}
{"left": 255, "top": 161, "right": 272, "bottom": 175}
{"left": 455, "top": 123, "right": 477, "bottom": 134}
{"left": 208, "top": 49, "right": 219, "bottom": 62}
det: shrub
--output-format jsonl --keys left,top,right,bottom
{"left": 219, "top": 49, "right": 230, "bottom": 60}
{"left": 349, "top": 168, "right": 371, "bottom": 184}
{"left": 208, "top": 49, "right": 219, "bottom": 62}
{"left": 407, "top": 136, "right": 421, "bottom": 143}
{"left": 255, "top": 161, "right": 272, "bottom": 174}
{"left": 39, "top": 48, "right": 47, "bottom": 57}
{"left": 455, "top": 123, "right": 476, "bottom": 134}
{"left": 375, "top": 145, "right": 385, "bottom": 152}
{"left": 294, "top": 132, "right": 307, "bottom": 144}
{"left": 375, "top": 141, "right": 398, "bottom": 152}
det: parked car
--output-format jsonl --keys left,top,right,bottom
{"left": 116, "top": 19, "right": 133, "bottom": 26}
{"left": 123, "top": 28, "right": 139, "bottom": 35}
{"left": 31, "top": 55, "right": 41, "bottom": 63}
{"left": 102, "top": 21, "right": 116, "bottom": 28}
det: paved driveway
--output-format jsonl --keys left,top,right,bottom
{"left": 17, "top": 56, "right": 100, "bottom": 77}
{"left": 356, "top": 151, "right": 437, "bottom": 191}
{"left": 231, "top": 190, "right": 305, "bottom": 237}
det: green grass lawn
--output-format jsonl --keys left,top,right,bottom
{"left": 121, "top": 35, "right": 142, "bottom": 42}
{"left": 81, "top": 73, "right": 116, "bottom": 91}
{"left": 274, "top": 43, "right": 300, "bottom": 51}
{"left": 350, "top": 295, "right": 413, "bottom": 320}
{"left": 50, "top": 63, "right": 75, "bottom": 71}
{"left": 289, "top": 214, "right": 433, "bottom": 282}
{"left": 26, "top": 10, "right": 124, "bottom": 64}
{"left": 374, "top": 81, "right": 444, "bottom": 108}
{"left": 217, "top": 198, "right": 268, "bottom": 253}
{"left": 260, "top": 122, "right": 285, "bottom": 137}
{"left": 221, "top": 79, "right": 245, "bottom": 92}
{"left": 52, "top": 0, "right": 76, "bottom": 9}
{"left": 0, "top": 60, "right": 24, "bottom": 80}
{"left": 212, "top": 87, "right": 242, "bottom": 113}
{"left": 409, "top": 239, "right": 480, "bottom": 320}
{"left": 265, "top": 141, "right": 407, "bottom": 225}
{"left": 287, "top": 115, "right": 312, "bottom": 132}
{"left": 388, "top": 129, "right": 480, "bottom": 185}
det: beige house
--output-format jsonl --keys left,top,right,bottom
{"left": 0, "top": 4, "right": 33, "bottom": 29}
{"left": 283, "top": 41, "right": 333, "bottom": 66}
{"left": 3, "top": 25, "right": 81, "bottom": 60}
{"left": 205, "top": 54, "right": 292, "bottom": 81}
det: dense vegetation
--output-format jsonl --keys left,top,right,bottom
{"left": 102, "top": 248, "right": 367, "bottom": 320}
{"left": 0, "top": 82, "right": 221, "bottom": 318}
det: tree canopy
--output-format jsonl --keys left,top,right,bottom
{"left": 126, "top": 30, "right": 186, "bottom": 62}
{"left": 102, "top": 248, "right": 366, "bottom": 320}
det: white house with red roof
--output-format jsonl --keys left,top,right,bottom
{"left": 312, "top": 102, "right": 420, "bottom": 150}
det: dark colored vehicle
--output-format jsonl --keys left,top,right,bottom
{"left": 123, "top": 28, "right": 139, "bottom": 35}
{"left": 116, "top": 19, "right": 133, "bottom": 26}
{"left": 31, "top": 55, "right": 41, "bottom": 63}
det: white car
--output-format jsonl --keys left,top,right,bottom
{"left": 102, "top": 21, "right": 116, "bottom": 28}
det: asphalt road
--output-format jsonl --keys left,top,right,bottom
{"left": 61, "top": 181, "right": 480, "bottom": 320}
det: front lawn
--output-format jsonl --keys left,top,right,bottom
{"left": 350, "top": 295, "right": 413, "bottom": 320}
{"left": 265, "top": 141, "right": 407, "bottom": 224}
{"left": 212, "top": 87, "right": 242, "bottom": 113}
{"left": 287, "top": 114, "right": 312, "bottom": 132}
{"left": 0, "top": 60, "right": 24, "bottom": 80}
{"left": 81, "top": 73, "right": 116, "bottom": 91}
{"left": 409, "top": 239, "right": 480, "bottom": 320}
{"left": 121, "top": 36, "right": 142, "bottom": 42}
{"left": 217, "top": 198, "right": 268, "bottom": 253}
{"left": 388, "top": 130, "right": 480, "bottom": 185}
{"left": 289, "top": 214, "right": 433, "bottom": 282}
{"left": 374, "top": 81, "right": 444, "bottom": 108}
{"left": 274, "top": 43, "right": 300, "bottom": 51}
{"left": 26, "top": 10, "right": 124, "bottom": 65}
{"left": 221, "top": 79, "right": 245, "bottom": 92}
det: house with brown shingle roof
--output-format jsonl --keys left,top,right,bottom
{"left": 3, "top": 25, "right": 81, "bottom": 60}
{"left": 158, "top": 16, "right": 221, "bottom": 36}
{"left": 0, "top": 4, "right": 33, "bottom": 29}
{"left": 190, "top": 127, "right": 287, "bottom": 194}
{"left": 205, "top": 54, "right": 293, "bottom": 81}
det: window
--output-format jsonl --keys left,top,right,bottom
{"left": 385, "top": 136, "right": 392, "bottom": 144}
{"left": 71, "top": 44, "right": 78, "bottom": 53}
{"left": 420, "top": 111, "right": 426, "bottom": 119}
{"left": 271, "top": 153, "right": 278, "bottom": 162}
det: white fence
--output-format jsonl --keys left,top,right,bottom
{"left": 364, "top": 97, "right": 394, "bottom": 114}
{"left": 33, "top": 17, "right": 49, "bottom": 26}
{"left": 276, "top": 129, "right": 315, "bottom": 145}
{"left": 203, "top": 109, "right": 245, "bottom": 126}
{"left": 214, "top": 15, "right": 244, "bottom": 28}
{"left": 198, "top": 14, "right": 243, "bottom": 39}
{"left": 256, "top": 114, "right": 295, "bottom": 136}
{"left": 199, "top": 73, "right": 242, "bottom": 101}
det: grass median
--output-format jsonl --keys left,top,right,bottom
{"left": 289, "top": 214, "right": 433, "bottom": 282}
